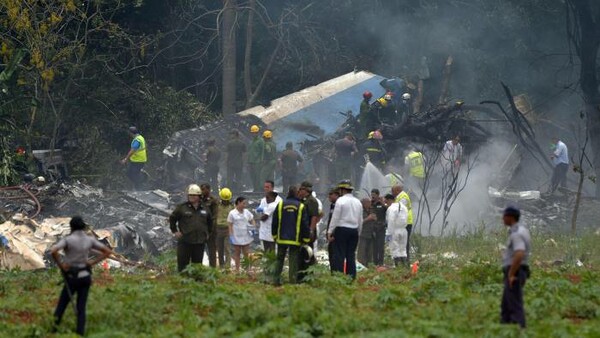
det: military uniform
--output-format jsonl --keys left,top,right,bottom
{"left": 169, "top": 202, "right": 213, "bottom": 272}
{"left": 280, "top": 149, "right": 303, "bottom": 190}
{"left": 226, "top": 138, "right": 247, "bottom": 191}
{"left": 357, "top": 208, "right": 376, "bottom": 266}
{"left": 206, "top": 146, "right": 221, "bottom": 189}
{"left": 216, "top": 202, "right": 234, "bottom": 268}
{"left": 357, "top": 99, "right": 373, "bottom": 138}
{"left": 261, "top": 139, "right": 277, "bottom": 182}
{"left": 201, "top": 194, "right": 219, "bottom": 268}
{"left": 248, "top": 136, "right": 265, "bottom": 191}
{"left": 297, "top": 194, "right": 320, "bottom": 282}
{"left": 371, "top": 200, "right": 387, "bottom": 266}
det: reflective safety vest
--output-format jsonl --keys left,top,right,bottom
{"left": 406, "top": 151, "right": 425, "bottom": 178}
{"left": 130, "top": 134, "right": 147, "bottom": 163}
{"left": 275, "top": 200, "right": 308, "bottom": 246}
{"left": 395, "top": 191, "right": 413, "bottom": 224}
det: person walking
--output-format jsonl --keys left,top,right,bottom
{"left": 384, "top": 194, "right": 409, "bottom": 266}
{"left": 248, "top": 125, "right": 264, "bottom": 192}
{"left": 279, "top": 142, "right": 303, "bottom": 190}
{"left": 549, "top": 137, "right": 569, "bottom": 194}
{"left": 357, "top": 198, "right": 377, "bottom": 266}
{"left": 227, "top": 196, "right": 255, "bottom": 272}
{"left": 393, "top": 184, "right": 413, "bottom": 264}
{"left": 226, "top": 130, "right": 247, "bottom": 192}
{"left": 370, "top": 189, "right": 387, "bottom": 266}
{"left": 169, "top": 184, "right": 213, "bottom": 272}
{"left": 201, "top": 183, "right": 219, "bottom": 268}
{"left": 271, "top": 186, "right": 310, "bottom": 285}
{"left": 120, "top": 126, "right": 147, "bottom": 190}
{"left": 216, "top": 188, "right": 234, "bottom": 268}
{"left": 500, "top": 206, "right": 531, "bottom": 328}
{"left": 205, "top": 139, "right": 221, "bottom": 189}
{"left": 50, "top": 216, "right": 112, "bottom": 336}
{"left": 327, "top": 180, "right": 363, "bottom": 279}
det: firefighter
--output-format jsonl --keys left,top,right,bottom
{"left": 271, "top": 186, "right": 311, "bottom": 285}
{"left": 358, "top": 91, "right": 373, "bottom": 137}
{"left": 205, "top": 138, "right": 221, "bottom": 189}
{"left": 226, "top": 130, "right": 247, "bottom": 192}
{"left": 378, "top": 92, "right": 398, "bottom": 125}
{"left": 120, "top": 126, "right": 147, "bottom": 190}
{"left": 201, "top": 183, "right": 219, "bottom": 268}
{"left": 216, "top": 188, "right": 234, "bottom": 268}
{"left": 404, "top": 147, "right": 425, "bottom": 193}
{"left": 261, "top": 130, "right": 277, "bottom": 183}
{"left": 248, "top": 125, "right": 264, "bottom": 192}
{"left": 279, "top": 141, "right": 303, "bottom": 190}
{"left": 363, "top": 130, "right": 386, "bottom": 170}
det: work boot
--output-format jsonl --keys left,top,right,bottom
{"left": 393, "top": 257, "right": 401, "bottom": 267}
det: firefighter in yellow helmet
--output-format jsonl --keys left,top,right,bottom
{"left": 215, "top": 188, "right": 234, "bottom": 268}
{"left": 261, "top": 130, "right": 277, "bottom": 183}
{"left": 248, "top": 125, "right": 264, "bottom": 191}
{"left": 363, "top": 130, "right": 386, "bottom": 170}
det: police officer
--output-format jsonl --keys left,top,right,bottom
{"left": 501, "top": 206, "right": 531, "bottom": 328}
{"left": 271, "top": 186, "right": 310, "bottom": 285}
{"left": 201, "top": 183, "right": 219, "bottom": 268}
{"left": 121, "top": 126, "right": 147, "bottom": 190}
{"left": 248, "top": 125, "right": 264, "bottom": 192}
{"left": 370, "top": 189, "right": 387, "bottom": 266}
{"left": 169, "top": 184, "right": 213, "bottom": 272}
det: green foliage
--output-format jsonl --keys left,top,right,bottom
{"left": 181, "top": 263, "right": 220, "bottom": 284}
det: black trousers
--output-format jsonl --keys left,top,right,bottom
{"left": 373, "top": 226, "right": 386, "bottom": 266}
{"left": 54, "top": 274, "right": 92, "bottom": 335}
{"left": 550, "top": 163, "right": 568, "bottom": 193}
{"left": 263, "top": 240, "right": 276, "bottom": 254}
{"left": 281, "top": 174, "right": 297, "bottom": 193}
{"left": 328, "top": 242, "right": 336, "bottom": 271}
{"left": 406, "top": 224, "right": 413, "bottom": 263}
{"left": 501, "top": 266, "right": 529, "bottom": 328}
{"left": 177, "top": 241, "right": 205, "bottom": 272}
{"left": 126, "top": 162, "right": 145, "bottom": 190}
{"left": 206, "top": 232, "right": 217, "bottom": 268}
{"left": 331, "top": 227, "right": 359, "bottom": 279}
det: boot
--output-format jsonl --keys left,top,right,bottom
{"left": 393, "top": 257, "right": 401, "bottom": 267}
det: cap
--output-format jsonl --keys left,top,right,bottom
{"left": 300, "top": 181, "right": 313, "bottom": 189}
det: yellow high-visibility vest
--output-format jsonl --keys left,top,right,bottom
{"left": 395, "top": 191, "right": 413, "bottom": 224}
{"left": 130, "top": 134, "right": 147, "bottom": 163}
{"left": 406, "top": 151, "right": 425, "bottom": 178}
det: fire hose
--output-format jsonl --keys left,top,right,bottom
{"left": 0, "top": 185, "right": 42, "bottom": 218}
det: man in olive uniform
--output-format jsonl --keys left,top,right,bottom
{"left": 334, "top": 132, "right": 358, "bottom": 182}
{"left": 370, "top": 189, "right": 387, "bottom": 266}
{"left": 279, "top": 142, "right": 303, "bottom": 190}
{"left": 358, "top": 91, "right": 374, "bottom": 138}
{"left": 200, "top": 183, "right": 219, "bottom": 268}
{"left": 248, "top": 125, "right": 264, "bottom": 192}
{"left": 216, "top": 188, "right": 235, "bottom": 268}
{"left": 297, "top": 181, "right": 321, "bottom": 281}
{"left": 501, "top": 206, "right": 531, "bottom": 328}
{"left": 205, "top": 139, "right": 221, "bottom": 189}
{"left": 169, "top": 184, "right": 213, "bottom": 272}
{"left": 326, "top": 188, "right": 340, "bottom": 270}
{"left": 357, "top": 198, "right": 376, "bottom": 266}
{"left": 261, "top": 130, "right": 277, "bottom": 183}
{"left": 226, "top": 130, "right": 247, "bottom": 192}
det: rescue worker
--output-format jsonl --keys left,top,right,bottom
{"left": 216, "top": 188, "right": 234, "bottom": 268}
{"left": 384, "top": 194, "right": 409, "bottom": 266}
{"left": 121, "top": 126, "right": 147, "bottom": 190}
{"left": 370, "top": 189, "right": 387, "bottom": 266}
{"left": 226, "top": 130, "right": 247, "bottom": 192}
{"left": 379, "top": 91, "right": 398, "bottom": 125}
{"left": 327, "top": 180, "right": 363, "bottom": 279}
{"left": 357, "top": 198, "right": 377, "bottom": 266}
{"left": 297, "top": 181, "right": 322, "bottom": 281}
{"left": 399, "top": 92, "right": 412, "bottom": 118}
{"left": 258, "top": 191, "right": 279, "bottom": 253}
{"left": 358, "top": 91, "right": 374, "bottom": 137}
{"left": 279, "top": 142, "right": 303, "bottom": 190}
{"left": 442, "top": 135, "right": 463, "bottom": 176}
{"left": 500, "top": 206, "right": 531, "bottom": 328}
{"left": 201, "top": 183, "right": 219, "bottom": 268}
{"left": 169, "top": 184, "right": 213, "bottom": 272}
{"left": 363, "top": 130, "right": 386, "bottom": 170}
{"left": 261, "top": 130, "right": 277, "bottom": 183}
{"left": 404, "top": 147, "right": 425, "bottom": 192}
{"left": 549, "top": 137, "right": 569, "bottom": 194}
{"left": 392, "top": 184, "right": 413, "bottom": 264}
{"left": 334, "top": 132, "right": 358, "bottom": 182}
{"left": 205, "top": 139, "right": 221, "bottom": 189}
{"left": 326, "top": 188, "right": 340, "bottom": 270}
{"left": 248, "top": 125, "right": 264, "bottom": 192}
{"left": 50, "top": 216, "right": 113, "bottom": 336}
{"left": 271, "top": 186, "right": 311, "bottom": 285}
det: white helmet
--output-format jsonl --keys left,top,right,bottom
{"left": 187, "top": 184, "right": 202, "bottom": 195}
{"left": 402, "top": 93, "right": 411, "bottom": 100}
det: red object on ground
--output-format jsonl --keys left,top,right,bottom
{"left": 411, "top": 261, "right": 419, "bottom": 275}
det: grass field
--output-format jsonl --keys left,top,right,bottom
{"left": 1, "top": 228, "right": 599, "bottom": 337}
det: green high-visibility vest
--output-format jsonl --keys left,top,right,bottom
{"left": 130, "top": 135, "right": 147, "bottom": 163}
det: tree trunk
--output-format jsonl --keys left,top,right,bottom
{"left": 438, "top": 55, "right": 453, "bottom": 105}
{"left": 243, "top": 0, "right": 255, "bottom": 106}
{"left": 221, "top": 0, "right": 237, "bottom": 115}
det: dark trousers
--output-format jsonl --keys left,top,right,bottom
{"left": 331, "top": 227, "right": 359, "bottom": 279}
{"left": 206, "top": 232, "right": 217, "bottom": 268}
{"left": 54, "top": 275, "right": 92, "bottom": 335}
{"left": 406, "top": 224, "right": 413, "bottom": 263}
{"left": 216, "top": 227, "right": 231, "bottom": 268}
{"left": 501, "top": 267, "right": 529, "bottom": 328}
{"left": 126, "top": 162, "right": 145, "bottom": 190}
{"left": 227, "top": 165, "right": 242, "bottom": 192}
{"left": 550, "top": 163, "right": 568, "bottom": 193}
{"left": 357, "top": 235, "right": 374, "bottom": 266}
{"left": 298, "top": 242, "right": 316, "bottom": 282}
{"left": 177, "top": 241, "right": 205, "bottom": 272}
{"left": 373, "top": 226, "right": 386, "bottom": 266}
{"left": 206, "top": 165, "right": 219, "bottom": 190}
{"left": 263, "top": 240, "right": 276, "bottom": 254}
{"left": 328, "top": 242, "right": 336, "bottom": 271}
{"left": 274, "top": 244, "right": 301, "bottom": 284}
{"left": 249, "top": 163, "right": 262, "bottom": 192}
{"left": 281, "top": 174, "right": 296, "bottom": 192}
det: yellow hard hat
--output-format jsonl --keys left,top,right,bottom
{"left": 250, "top": 125, "right": 260, "bottom": 133}
{"left": 377, "top": 97, "right": 388, "bottom": 107}
{"left": 263, "top": 130, "right": 272, "bottom": 139}
{"left": 219, "top": 187, "right": 232, "bottom": 201}
{"left": 368, "top": 131, "right": 375, "bottom": 139}
{"left": 187, "top": 184, "right": 202, "bottom": 195}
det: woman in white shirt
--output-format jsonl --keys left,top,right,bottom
{"left": 227, "top": 196, "right": 256, "bottom": 272}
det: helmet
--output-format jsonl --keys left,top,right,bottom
{"left": 363, "top": 91, "right": 372, "bottom": 100}
{"left": 336, "top": 179, "right": 354, "bottom": 191}
{"left": 402, "top": 93, "right": 411, "bottom": 100}
{"left": 219, "top": 187, "right": 232, "bottom": 201}
{"left": 384, "top": 93, "right": 393, "bottom": 101}
{"left": 301, "top": 245, "right": 314, "bottom": 263}
{"left": 373, "top": 130, "right": 383, "bottom": 140}
{"left": 377, "top": 97, "right": 388, "bottom": 107}
{"left": 368, "top": 131, "right": 375, "bottom": 139}
{"left": 250, "top": 125, "right": 260, "bottom": 133}
{"left": 263, "top": 130, "right": 272, "bottom": 139}
{"left": 187, "top": 184, "right": 202, "bottom": 195}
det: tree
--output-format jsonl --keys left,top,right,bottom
{"left": 221, "top": 0, "right": 237, "bottom": 115}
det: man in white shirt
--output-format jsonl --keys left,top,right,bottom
{"left": 441, "top": 136, "right": 463, "bottom": 174}
{"left": 327, "top": 180, "right": 363, "bottom": 279}
{"left": 549, "top": 137, "right": 569, "bottom": 194}
{"left": 384, "top": 194, "right": 409, "bottom": 267}
{"left": 258, "top": 181, "right": 282, "bottom": 253}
